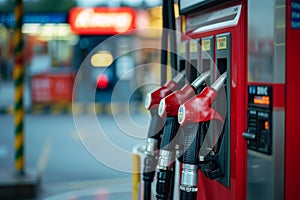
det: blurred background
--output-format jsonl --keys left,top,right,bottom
{"left": 0, "top": 0, "right": 178, "bottom": 199}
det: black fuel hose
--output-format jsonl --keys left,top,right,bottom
{"left": 180, "top": 190, "right": 197, "bottom": 200}
{"left": 155, "top": 117, "right": 179, "bottom": 200}
{"left": 160, "top": 0, "right": 168, "bottom": 85}
{"left": 167, "top": 0, "right": 178, "bottom": 76}
{"left": 156, "top": 169, "right": 173, "bottom": 200}
{"left": 143, "top": 109, "right": 164, "bottom": 200}
{"left": 144, "top": 181, "right": 152, "bottom": 200}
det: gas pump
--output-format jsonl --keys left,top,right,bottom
{"left": 138, "top": 0, "right": 299, "bottom": 199}
{"left": 175, "top": 0, "right": 300, "bottom": 199}
{"left": 177, "top": 0, "right": 247, "bottom": 199}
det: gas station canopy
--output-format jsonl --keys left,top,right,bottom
{"left": 0, "top": 0, "right": 163, "bottom": 13}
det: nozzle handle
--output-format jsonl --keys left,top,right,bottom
{"left": 160, "top": 117, "right": 180, "bottom": 151}
{"left": 182, "top": 123, "right": 201, "bottom": 165}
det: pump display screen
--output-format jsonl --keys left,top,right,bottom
{"left": 248, "top": 85, "right": 272, "bottom": 108}
{"left": 253, "top": 96, "right": 270, "bottom": 106}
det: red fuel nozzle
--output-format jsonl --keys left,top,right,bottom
{"left": 158, "top": 71, "right": 210, "bottom": 118}
{"left": 145, "top": 71, "right": 185, "bottom": 110}
{"left": 178, "top": 72, "right": 227, "bottom": 126}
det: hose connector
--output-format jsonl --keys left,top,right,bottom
{"left": 173, "top": 70, "right": 186, "bottom": 85}
{"left": 157, "top": 150, "right": 174, "bottom": 170}
{"left": 180, "top": 164, "right": 198, "bottom": 189}
{"left": 145, "top": 138, "right": 158, "bottom": 156}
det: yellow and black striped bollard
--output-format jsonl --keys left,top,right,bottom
{"left": 13, "top": 0, "right": 25, "bottom": 175}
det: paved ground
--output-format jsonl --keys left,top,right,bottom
{"left": 0, "top": 80, "right": 151, "bottom": 199}
{"left": 0, "top": 110, "right": 148, "bottom": 199}
{"left": 0, "top": 113, "right": 149, "bottom": 199}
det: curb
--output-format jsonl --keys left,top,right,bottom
{"left": 0, "top": 103, "right": 147, "bottom": 115}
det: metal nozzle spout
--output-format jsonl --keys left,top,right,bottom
{"left": 191, "top": 70, "right": 210, "bottom": 89}
{"left": 211, "top": 72, "right": 227, "bottom": 92}
{"left": 173, "top": 70, "right": 185, "bottom": 84}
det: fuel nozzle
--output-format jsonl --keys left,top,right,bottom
{"left": 144, "top": 71, "right": 185, "bottom": 156}
{"left": 178, "top": 72, "right": 227, "bottom": 200}
{"left": 158, "top": 70, "right": 210, "bottom": 118}
{"left": 145, "top": 71, "right": 185, "bottom": 111}
{"left": 143, "top": 71, "right": 185, "bottom": 200}
{"left": 178, "top": 72, "right": 227, "bottom": 126}
{"left": 155, "top": 71, "right": 210, "bottom": 200}
{"left": 144, "top": 70, "right": 185, "bottom": 153}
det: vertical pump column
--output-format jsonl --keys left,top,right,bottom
{"left": 196, "top": 33, "right": 231, "bottom": 186}
{"left": 13, "top": 0, "right": 25, "bottom": 175}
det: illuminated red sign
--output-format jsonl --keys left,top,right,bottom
{"left": 69, "top": 7, "right": 136, "bottom": 35}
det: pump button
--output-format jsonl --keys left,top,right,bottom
{"left": 242, "top": 132, "right": 256, "bottom": 140}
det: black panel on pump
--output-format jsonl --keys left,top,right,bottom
{"left": 243, "top": 85, "right": 272, "bottom": 155}
{"left": 201, "top": 36, "right": 214, "bottom": 85}
{"left": 201, "top": 33, "right": 231, "bottom": 187}
{"left": 179, "top": 42, "right": 188, "bottom": 76}
{"left": 189, "top": 39, "right": 202, "bottom": 90}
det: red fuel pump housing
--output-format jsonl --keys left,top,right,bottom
{"left": 178, "top": 0, "right": 300, "bottom": 199}
{"left": 179, "top": 0, "right": 247, "bottom": 199}
{"left": 286, "top": 0, "right": 300, "bottom": 198}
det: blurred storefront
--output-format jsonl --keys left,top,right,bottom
{"left": 0, "top": 4, "right": 178, "bottom": 109}
{"left": 0, "top": 13, "right": 75, "bottom": 77}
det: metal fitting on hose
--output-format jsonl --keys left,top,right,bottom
{"left": 173, "top": 70, "right": 186, "bottom": 85}
{"left": 145, "top": 138, "right": 158, "bottom": 156}
{"left": 157, "top": 150, "right": 174, "bottom": 170}
{"left": 191, "top": 70, "right": 210, "bottom": 89}
{"left": 179, "top": 164, "right": 198, "bottom": 200}
{"left": 211, "top": 72, "right": 227, "bottom": 92}
{"left": 181, "top": 164, "right": 198, "bottom": 188}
